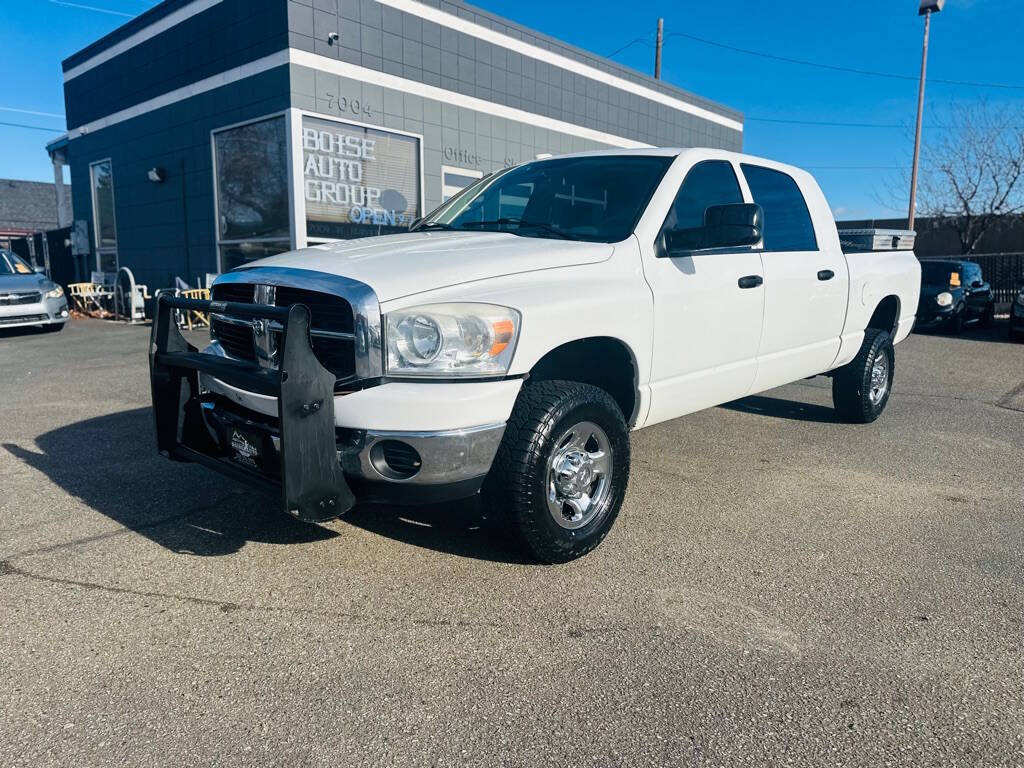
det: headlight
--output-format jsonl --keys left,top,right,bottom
{"left": 385, "top": 302, "right": 520, "bottom": 378}
{"left": 45, "top": 285, "right": 64, "bottom": 299}
{"left": 936, "top": 291, "right": 953, "bottom": 307}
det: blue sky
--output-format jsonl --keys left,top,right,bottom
{"left": 1, "top": 0, "right": 1021, "bottom": 218}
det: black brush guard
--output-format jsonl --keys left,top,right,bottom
{"left": 149, "top": 294, "right": 355, "bottom": 522}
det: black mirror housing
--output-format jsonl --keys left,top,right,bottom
{"left": 662, "top": 203, "right": 763, "bottom": 257}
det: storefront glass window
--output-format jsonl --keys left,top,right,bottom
{"left": 218, "top": 241, "right": 292, "bottom": 271}
{"left": 215, "top": 116, "right": 290, "bottom": 240}
{"left": 302, "top": 115, "right": 421, "bottom": 240}
{"left": 213, "top": 116, "right": 290, "bottom": 271}
{"left": 90, "top": 160, "right": 117, "bottom": 248}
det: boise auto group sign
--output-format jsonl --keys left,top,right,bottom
{"left": 302, "top": 115, "right": 421, "bottom": 239}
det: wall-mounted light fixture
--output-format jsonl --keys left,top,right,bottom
{"left": 147, "top": 167, "right": 167, "bottom": 183}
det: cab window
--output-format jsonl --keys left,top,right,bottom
{"left": 740, "top": 164, "right": 818, "bottom": 252}
{"left": 658, "top": 160, "right": 744, "bottom": 253}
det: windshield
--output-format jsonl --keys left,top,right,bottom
{"left": 0, "top": 250, "right": 34, "bottom": 276}
{"left": 416, "top": 155, "right": 674, "bottom": 243}
{"left": 921, "top": 262, "right": 960, "bottom": 285}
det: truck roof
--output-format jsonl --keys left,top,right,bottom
{"left": 533, "top": 147, "right": 813, "bottom": 180}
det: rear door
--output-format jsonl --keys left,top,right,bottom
{"left": 740, "top": 164, "right": 849, "bottom": 392}
{"left": 642, "top": 159, "right": 765, "bottom": 425}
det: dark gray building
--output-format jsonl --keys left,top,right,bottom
{"left": 52, "top": 0, "right": 743, "bottom": 290}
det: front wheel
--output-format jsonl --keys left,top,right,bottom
{"left": 980, "top": 303, "right": 995, "bottom": 328}
{"left": 947, "top": 311, "right": 963, "bottom": 335}
{"left": 483, "top": 380, "right": 630, "bottom": 563}
{"left": 832, "top": 328, "right": 895, "bottom": 424}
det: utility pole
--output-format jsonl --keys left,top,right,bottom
{"left": 908, "top": 0, "right": 944, "bottom": 230}
{"left": 654, "top": 18, "right": 663, "bottom": 79}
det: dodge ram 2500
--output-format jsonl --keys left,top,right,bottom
{"left": 150, "top": 148, "right": 921, "bottom": 562}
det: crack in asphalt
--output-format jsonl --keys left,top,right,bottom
{"left": 2, "top": 493, "right": 242, "bottom": 562}
{"left": 0, "top": 558, "right": 511, "bottom": 630}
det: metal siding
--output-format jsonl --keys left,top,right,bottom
{"left": 65, "top": 68, "right": 291, "bottom": 291}
{"left": 64, "top": 0, "right": 287, "bottom": 129}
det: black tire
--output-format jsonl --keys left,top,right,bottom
{"left": 483, "top": 380, "right": 630, "bottom": 563}
{"left": 980, "top": 303, "right": 995, "bottom": 328}
{"left": 831, "top": 328, "right": 895, "bottom": 424}
{"left": 947, "top": 310, "right": 963, "bottom": 335}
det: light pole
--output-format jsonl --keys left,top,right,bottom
{"left": 908, "top": 0, "right": 944, "bottom": 230}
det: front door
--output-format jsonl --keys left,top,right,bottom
{"left": 740, "top": 163, "right": 849, "bottom": 392}
{"left": 641, "top": 159, "right": 765, "bottom": 426}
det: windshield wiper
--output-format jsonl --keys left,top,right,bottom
{"left": 457, "top": 218, "right": 581, "bottom": 240}
{"left": 414, "top": 221, "right": 456, "bottom": 231}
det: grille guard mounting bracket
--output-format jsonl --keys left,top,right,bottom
{"left": 149, "top": 294, "right": 355, "bottom": 522}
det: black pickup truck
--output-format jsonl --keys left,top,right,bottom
{"left": 915, "top": 259, "right": 995, "bottom": 334}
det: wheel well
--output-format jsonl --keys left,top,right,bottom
{"left": 868, "top": 295, "right": 900, "bottom": 337}
{"left": 528, "top": 337, "right": 638, "bottom": 424}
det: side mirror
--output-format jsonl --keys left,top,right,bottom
{"left": 662, "top": 203, "right": 763, "bottom": 257}
{"left": 34, "top": 265, "right": 46, "bottom": 274}
{"left": 970, "top": 280, "right": 984, "bottom": 289}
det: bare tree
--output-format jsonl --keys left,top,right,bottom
{"left": 915, "top": 102, "right": 1024, "bottom": 254}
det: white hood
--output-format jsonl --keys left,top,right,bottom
{"left": 240, "top": 231, "right": 613, "bottom": 301}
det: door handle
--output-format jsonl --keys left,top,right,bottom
{"left": 817, "top": 270, "right": 835, "bottom": 281}
{"left": 737, "top": 275, "right": 763, "bottom": 289}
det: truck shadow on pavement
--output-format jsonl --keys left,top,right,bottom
{"left": 719, "top": 395, "right": 839, "bottom": 423}
{"left": 3, "top": 407, "right": 525, "bottom": 563}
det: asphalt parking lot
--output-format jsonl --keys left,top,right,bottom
{"left": 2, "top": 317, "right": 1022, "bottom": 766}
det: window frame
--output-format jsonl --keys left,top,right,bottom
{"left": 441, "top": 165, "right": 484, "bottom": 203}
{"left": 89, "top": 157, "right": 118, "bottom": 272}
{"left": 210, "top": 111, "right": 294, "bottom": 274}
{"left": 739, "top": 163, "right": 819, "bottom": 253}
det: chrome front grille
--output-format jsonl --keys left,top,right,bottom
{"left": 0, "top": 291, "right": 42, "bottom": 306}
{"left": 210, "top": 278, "right": 361, "bottom": 381}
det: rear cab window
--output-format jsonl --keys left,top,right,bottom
{"left": 740, "top": 164, "right": 818, "bottom": 252}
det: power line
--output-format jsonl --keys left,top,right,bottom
{"left": 48, "top": 0, "right": 134, "bottom": 17}
{"left": 0, "top": 106, "right": 66, "bottom": 119}
{"left": 747, "top": 116, "right": 904, "bottom": 128}
{"left": 606, "top": 34, "right": 654, "bottom": 59}
{"left": 0, "top": 121, "right": 66, "bottom": 133}
{"left": 666, "top": 30, "right": 1024, "bottom": 91}
{"left": 803, "top": 165, "right": 908, "bottom": 170}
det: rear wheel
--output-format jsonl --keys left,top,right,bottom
{"left": 832, "top": 328, "right": 894, "bottom": 424}
{"left": 483, "top": 380, "right": 629, "bottom": 563}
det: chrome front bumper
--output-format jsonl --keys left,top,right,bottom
{"left": 256, "top": 414, "right": 504, "bottom": 488}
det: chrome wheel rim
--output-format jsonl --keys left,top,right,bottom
{"left": 869, "top": 351, "right": 890, "bottom": 405}
{"left": 546, "top": 421, "right": 613, "bottom": 530}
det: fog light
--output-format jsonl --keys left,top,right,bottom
{"left": 369, "top": 439, "right": 422, "bottom": 480}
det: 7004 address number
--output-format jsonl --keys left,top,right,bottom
{"left": 326, "top": 93, "right": 373, "bottom": 120}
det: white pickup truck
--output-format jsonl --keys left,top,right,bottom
{"left": 150, "top": 148, "right": 921, "bottom": 562}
